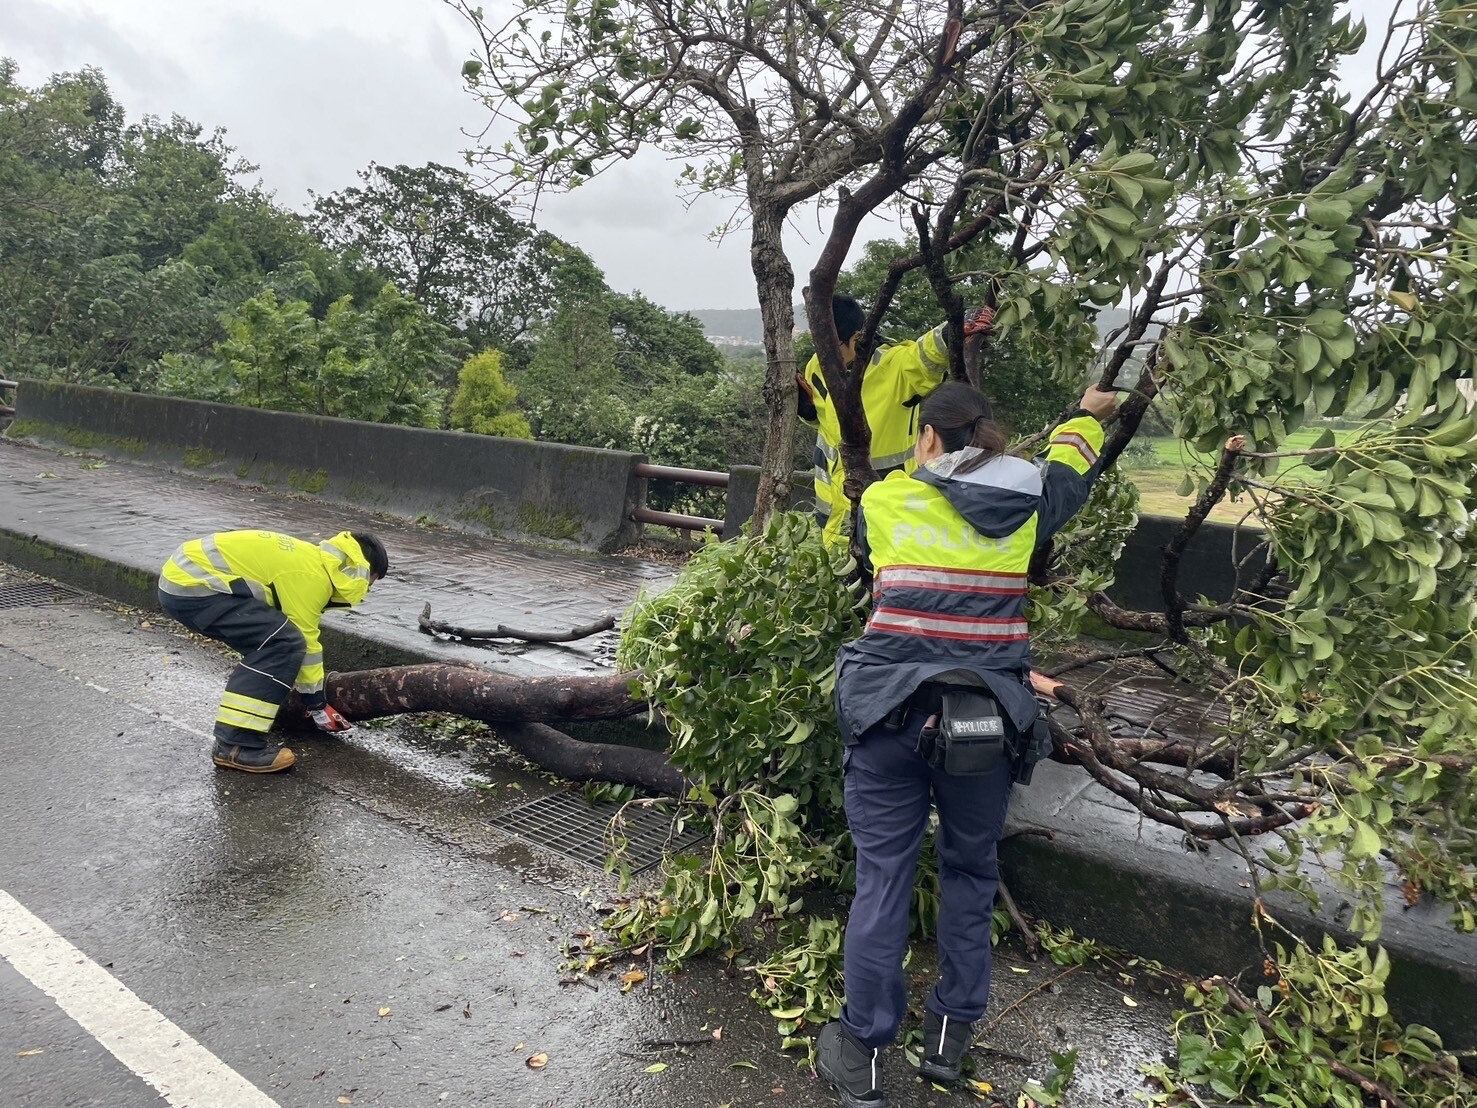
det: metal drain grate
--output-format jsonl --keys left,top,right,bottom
{"left": 0, "top": 581, "right": 80, "bottom": 610}
{"left": 490, "top": 791, "right": 707, "bottom": 873}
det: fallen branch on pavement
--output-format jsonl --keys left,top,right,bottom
{"left": 418, "top": 602, "right": 616, "bottom": 643}
{"left": 326, "top": 664, "right": 645, "bottom": 722}
{"left": 306, "top": 664, "right": 682, "bottom": 795}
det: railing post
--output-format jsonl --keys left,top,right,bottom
{"left": 630, "top": 462, "right": 729, "bottom": 534}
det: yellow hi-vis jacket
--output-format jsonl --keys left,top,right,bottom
{"left": 801, "top": 324, "right": 950, "bottom": 546}
{"left": 158, "top": 530, "right": 374, "bottom": 698}
{"left": 834, "top": 414, "right": 1105, "bottom": 743}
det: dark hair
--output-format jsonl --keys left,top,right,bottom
{"left": 351, "top": 532, "right": 389, "bottom": 581}
{"left": 919, "top": 383, "right": 1006, "bottom": 473}
{"left": 831, "top": 294, "right": 867, "bottom": 343}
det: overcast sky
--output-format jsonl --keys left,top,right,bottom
{"left": 0, "top": 0, "right": 855, "bottom": 311}
{"left": 3, "top": 0, "right": 1399, "bottom": 314}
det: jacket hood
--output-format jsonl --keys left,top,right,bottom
{"left": 913, "top": 449, "right": 1042, "bottom": 538}
{"left": 320, "top": 531, "right": 373, "bottom": 606}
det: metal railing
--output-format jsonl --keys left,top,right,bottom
{"left": 0, "top": 379, "right": 16, "bottom": 417}
{"left": 630, "top": 462, "right": 728, "bottom": 533}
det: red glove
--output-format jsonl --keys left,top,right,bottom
{"left": 310, "top": 705, "right": 355, "bottom": 734}
{"left": 963, "top": 305, "right": 995, "bottom": 337}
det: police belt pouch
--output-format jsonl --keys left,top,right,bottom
{"left": 933, "top": 688, "right": 1008, "bottom": 776}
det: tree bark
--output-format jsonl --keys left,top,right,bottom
{"left": 751, "top": 200, "right": 800, "bottom": 526}
{"left": 491, "top": 721, "right": 688, "bottom": 796}
{"left": 325, "top": 665, "right": 645, "bottom": 722}
{"left": 302, "top": 664, "right": 687, "bottom": 796}
{"left": 417, "top": 603, "right": 615, "bottom": 643}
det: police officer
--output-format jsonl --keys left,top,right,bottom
{"left": 814, "top": 381, "right": 1118, "bottom": 1106}
{"left": 797, "top": 294, "right": 994, "bottom": 547}
{"left": 157, "top": 529, "right": 388, "bottom": 773}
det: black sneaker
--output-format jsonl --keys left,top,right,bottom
{"left": 815, "top": 1021, "right": 884, "bottom": 1107}
{"left": 918, "top": 1007, "right": 974, "bottom": 1084}
{"left": 212, "top": 742, "right": 296, "bottom": 773}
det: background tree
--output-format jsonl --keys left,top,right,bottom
{"left": 449, "top": 350, "right": 533, "bottom": 438}
{"left": 0, "top": 61, "right": 385, "bottom": 388}
{"left": 449, "top": 0, "right": 1009, "bottom": 520}
{"left": 309, "top": 162, "right": 565, "bottom": 366}
{"left": 605, "top": 289, "right": 724, "bottom": 384}
{"left": 160, "top": 284, "right": 454, "bottom": 427}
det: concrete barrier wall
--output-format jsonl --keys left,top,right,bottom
{"left": 9, "top": 381, "right": 644, "bottom": 552}
{"left": 722, "top": 465, "right": 815, "bottom": 539}
{"left": 1105, "top": 514, "right": 1264, "bottom": 611}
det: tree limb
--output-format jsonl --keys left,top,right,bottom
{"left": 325, "top": 664, "right": 646, "bottom": 722}
{"left": 418, "top": 602, "right": 616, "bottom": 643}
{"left": 492, "top": 720, "right": 689, "bottom": 796}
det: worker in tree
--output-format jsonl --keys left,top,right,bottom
{"left": 797, "top": 294, "right": 994, "bottom": 547}
{"left": 156, "top": 530, "right": 389, "bottom": 773}
{"left": 814, "top": 381, "right": 1118, "bottom": 1107}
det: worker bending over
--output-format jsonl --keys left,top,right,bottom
{"left": 157, "top": 529, "right": 388, "bottom": 773}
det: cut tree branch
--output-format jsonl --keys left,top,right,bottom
{"left": 325, "top": 664, "right": 645, "bottom": 723}
{"left": 492, "top": 720, "right": 688, "bottom": 796}
{"left": 418, "top": 603, "right": 616, "bottom": 643}
{"left": 1162, "top": 437, "right": 1244, "bottom": 641}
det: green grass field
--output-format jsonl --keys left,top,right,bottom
{"left": 1122, "top": 426, "right": 1354, "bottom": 523}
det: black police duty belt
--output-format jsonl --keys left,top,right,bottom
{"left": 892, "top": 680, "right": 1052, "bottom": 784}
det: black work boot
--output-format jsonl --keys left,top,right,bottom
{"left": 212, "top": 741, "right": 296, "bottom": 773}
{"left": 815, "top": 1021, "right": 885, "bottom": 1107}
{"left": 918, "top": 1007, "right": 974, "bottom": 1084}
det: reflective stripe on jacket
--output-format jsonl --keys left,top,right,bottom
{"left": 834, "top": 415, "right": 1105, "bottom": 743}
{"left": 802, "top": 325, "right": 949, "bottom": 545}
{"left": 159, "top": 530, "right": 373, "bottom": 696}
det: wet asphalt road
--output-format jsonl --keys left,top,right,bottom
{"left": 0, "top": 576, "right": 1175, "bottom": 1108}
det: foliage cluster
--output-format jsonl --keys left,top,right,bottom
{"left": 2, "top": 60, "right": 749, "bottom": 472}
{"left": 449, "top": 350, "right": 533, "bottom": 439}
{"left": 1145, "top": 927, "right": 1473, "bottom": 1108}
{"left": 0, "top": 61, "right": 362, "bottom": 388}
{"left": 610, "top": 512, "right": 863, "bottom": 962}
{"left": 158, "top": 286, "right": 455, "bottom": 427}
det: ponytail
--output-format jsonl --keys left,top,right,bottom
{"left": 919, "top": 382, "right": 1006, "bottom": 474}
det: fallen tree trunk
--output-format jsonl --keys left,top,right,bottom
{"left": 325, "top": 664, "right": 645, "bottom": 722}
{"left": 492, "top": 721, "right": 688, "bottom": 796}
{"left": 304, "top": 663, "right": 682, "bottom": 796}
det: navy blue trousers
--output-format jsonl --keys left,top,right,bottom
{"left": 840, "top": 707, "right": 1014, "bottom": 1048}
{"left": 159, "top": 590, "right": 306, "bottom": 750}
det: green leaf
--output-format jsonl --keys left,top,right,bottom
{"left": 1294, "top": 332, "right": 1322, "bottom": 374}
{"left": 643, "top": 1062, "right": 668, "bottom": 1073}
{"left": 1304, "top": 197, "right": 1352, "bottom": 227}
{"left": 1348, "top": 821, "right": 1382, "bottom": 859}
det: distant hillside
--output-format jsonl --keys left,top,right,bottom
{"left": 686, "top": 308, "right": 770, "bottom": 344}
{"left": 689, "top": 304, "right": 1135, "bottom": 344}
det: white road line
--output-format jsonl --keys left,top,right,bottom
{"left": 0, "top": 889, "right": 280, "bottom": 1108}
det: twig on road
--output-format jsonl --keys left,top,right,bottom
{"left": 418, "top": 603, "right": 615, "bottom": 643}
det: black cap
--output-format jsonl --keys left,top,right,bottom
{"left": 350, "top": 532, "right": 389, "bottom": 580}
